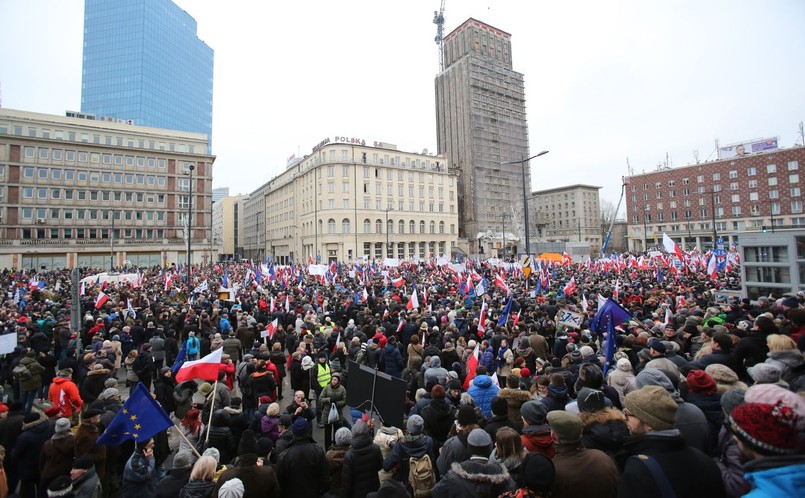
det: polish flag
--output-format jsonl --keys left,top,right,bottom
{"left": 563, "top": 276, "right": 577, "bottom": 295}
{"left": 494, "top": 274, "right": 510, "bottom": 294}
{"left": 406, "top": 290, "right": 419, "bottom": 310}
{"left": 262, "top": 318, "right": 279, "bottom": 340}
{"left": 477, "top": 301, "right": 488, "bottom": 336}
{"left": 332, "top": 331, "right": 342, "bottom": 353}
{"left": 285, "top": 295, "right": 290, "bottom": 312}
{"left": 94, "top": 291, "right": 109, "bottom": 309}
{"left": 175, "top": 348, "right": 223, "bottom": 383}
{"left": 662, "top": 232, "right": 684, "bottom": 261}
{"left": 463, "top": 342, "right": 480, "bottom": 390}
{"left": 392, "top": 277, "right": 405, "bottom": 288}
{"left": 512, "top": 309, "right": 522, "bottom": 328}
{"left": 706, "top": 254, "right": 718, "bottom": 279}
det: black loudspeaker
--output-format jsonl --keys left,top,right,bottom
{"left": 345, "top": 360, "right": 408, "bottom": 429}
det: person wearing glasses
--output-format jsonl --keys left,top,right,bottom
{"left": 122, "top": 438, "right": 160, "bottom": 498}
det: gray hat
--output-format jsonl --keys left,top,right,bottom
{"left": 576, "top": 388, "right": 607, "bottom": 413}
{"left": 218, "top": 478, "right": 245, "bottom": 498}
{"left": 100, "top": 387, "right": 119, "bottom": 400}
{"left": 467, "top": 427, "right": 492, "bottom": 448}
{"left": 407, "top": 414, "right": 424, "bottom": 436}
{"left": 520, "top": 400, "right": 549, "bottom": 426}
{"left": 636, "top": 368, "right": 675, "bottom": 393}
{"left": 547, "top": 411, "right": 583, "bottom": 444}
{"left": 301, "top": 356, "right": 314, "bottom": 371}
{"left": 172, "top": 450, "right": 195, "bottom": 469}
{"left": 202, "top": 447, "right": 221, "bottom": 464}
{"left": 335, "top": 427, "right": 352, "bottom": 446}
{"left": 747, "top": 364, "right": 782, "bottom": 384}
{"left": 54, "top": 417, "right": 71, "bottom": 434}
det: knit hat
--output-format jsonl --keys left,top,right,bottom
{"left": 431, "top": 384, "right": 446, "bottom": 400}
{"left": 202, "top": 447, "right": 221, "bottom": 463}
{"left": 745, "top": 383, "right": 805, "bottom": 431}
{"left": 519, "top": 367, "right": 531, "bottom": 378}
{"left": 624, "top": 385, "right": 678, "bottom": 430}
{"left": 547, "top": 411, "right": 583, "bottom": 444}
{"left": 616, "top": 358, "right": 632, "bottom": 371}
{"left": 218, "top": 478, "right": 245, "bottom": 498}
{"left": 635, "top": 368, "right": 675, "bottom": 393}
{"left": 456, "top": 405, "right": 477, "bottom": 427}
{"left": 172, "top": 449, "right": 195, "bottom": 469}
{"left": 490, "top": 396, "right": 508, "bottom": 417}
{"left": 648, "top": 338, "right": 666, "bottom": 354}
{"left": 335, "top": 427, "right": 352, "bottom": 446}
{"left": 55, "top": 367, "right": 72, "bottom": 377}
{"left": 686, "top": 370, "right": 717, "bottom": 394}
{"left": 467, "top": 427, "right": 492, "bottom": 449}
{"left": 730, "top": 402, "right": 799, "bottom": 455}
{"left": 301, "top": 356, "right": 314, "bottom": 370}
{"left": 279, "top": 413, "right": 293, "bottom": 428}
{"left": 520, "top": 400, "right": 549, "bottom": 427}
{"left": 238, "top": 430, "right": 257, "bottom": 456}
{"left": 579, "top": 345, "right": 595, "bottom": 358}
{"left": 407, "top": 414, "right": 424, "bottom": 435}
{"left": 521, "top": 453, "right": 555, "bottom": 494}
{"left": 576, "top": 387, "right": 607, "bottom": 413}
{"left": 292, "top": 417, "right": 309, "bottom": 437}
{"left": 720, "top": 390, "right": 746, "bottom": 417}
{"left": 103, "top": 378, "right": 119, "bottom": 388}
{"left": 267, "top": 403, "right": 280, "bottom": 417}
{"left": 47, "top": 475, "right": 73, "bottom": 497}
{"left": 747, "top": 364, "right": 782, "bottom": 384}
{"left": 54, "top": 417, "right": 71, "bottom": 434}
{"left": 352, "top": 420, "right": 370, "bottom": 438}
{"left": 83, "top": 408, "right": 103, "bottom": 419}
{"left": 72, "top": 454, "right": 94, "bottom": 470}
{"left": 198, "top": 382, "right": 213, "bottom": 396}
{"left": 101, "top": 387, "right": 119, "bottom": 400}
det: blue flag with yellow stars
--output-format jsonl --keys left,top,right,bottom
{"left": 97, "top": 382, "right": 173, "bottom": 445}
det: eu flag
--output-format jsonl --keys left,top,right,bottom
{"left": 97, "top": 383, "right": 173, "bottom": 445}
{"left": 497, "top": 296, "right": 513, "bottom": 327}
{"left": 591, "top": 298, "right": 633, "bottom": 375}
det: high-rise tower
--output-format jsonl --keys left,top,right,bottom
{"left": 81, "top": 0, "right": 214, "bottom": 148}
{"left": 435, "top": 18, "right": 530, "bottom": 244}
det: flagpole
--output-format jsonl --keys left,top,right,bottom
{"left": 205, "top": 380, "right": 217, "bottom": 444}
{"left": 172, "top": 421, "right": 202, "bottom": 458}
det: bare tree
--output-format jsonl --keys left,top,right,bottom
{"left": 600, "top": 199, "right": 619, "bottom": 238}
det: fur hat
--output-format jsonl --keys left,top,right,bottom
{"left": 335, "top": 427, "right": 352, "bottom": 446}
{"left": 730, "top": 402, "right": 799, "bottom": 455}
{"left": 547, "top": 410, "right": 583, "bottom": 443}
{"left": 686, "top": 370, "right": 717, "bottom": 394}
{"left": 624, "top": 385, "right": 678, "bottom": 430}
{"left": 83, "top": 408, "right": 103, "bottom": 419}
{"left": 47, "top": 475, "right": 73, "bottom": 497}
{"left": 520, "top": 400, "right": 549, "bottom": 427}
{"left": 407, "top": 414, "right": 424, "bottom": 436}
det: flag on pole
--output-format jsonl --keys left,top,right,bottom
{"left": 706, "top": 253, "right": 718, "bottom": 279}
{"left": 126, "top": 298, "right": 136, "bottom": 319}
{"left": 262, "top": 318, "right": 279, "bottom": 340}
{"left": 463, "top": 342, "right": 480, "bottom": 390}
{"left": 477, "top": 301, "right": 488, "bottom": 336}
{"left": 174, "top": 349, "right": 223, "bottom": 383}
{"left": 581, "top": 293, "right": 589, "bottom": 313}
{"left": 591, "top": 298, "right": 633, "bottom": 375}
{"left": 497, "top": 296, "right": 513, "bottom": 327}
{"left": 512, "top": 309, "right": 522, "bottom": 328}
{"left": 406, "top": 283, "right": 419, "bottom": 310}
{"left": 474, "top": 279, "right": 485, "bottom": 296}
{"left": 563, "top": 276, "right": 577, "bottom": 295}
{"left": 662, "top": 232, "right": 684, "bottom": 261}
{"left": 392, "top": 277, "right": 405, "bottom": 288}
{"left": 96, "top": 383, "right": 173, "bottom": 445}
{"left": 332, "top": 331, "right": 342, "bottom": 353}
{"left": 663, "top": 306, "right": 672, "bottom": 326}
{"left": 95, "top": 291, "right": 109, "bottom": 309}
{"left": 494, "top": 273, "right": 510, "bottom": 294}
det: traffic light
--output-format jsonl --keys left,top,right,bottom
{"left": 762, "top": 226, "right": 768, "bottom": 233}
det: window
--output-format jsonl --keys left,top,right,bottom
{"left": 38, "top": 168, "right": 49, "bottom": 179}
{"left": 683, "top": 177, "right": 690, "bottom": 185}
{"left": 683, "top": 188, "right": 690, "bottom": 196}
{"left": 731, "top": 194, "right": 740, "bottom": 203}
{"left": 655, "top": 182, "right": 661, "bottom": 189}
{"left": 712, "top": 173, "right": 720, "bottom": 181}
{"left": 767, "top": 164, "right": 777, "bottom": 173}
{"left": 668, "top": 180, "right": 675, "bottom": 187}
{"left": 749, "top": 192, "right": 759, "bottom": 201}
{"left": 792, "top": 187, "right": 801, "bottom": 197}
{"left": 771, "top": 202, "right": 781, "bottom": 215}
{"left": 732, "top": 206, "right": 741, "bottom": 216}
{"left": 747, "top": 167, "right": 757, "bottom": 176}
{"left": 420, "top": 220, "right": 425, "bottom": 233}
{"left": 769, "top": 177, "right": 778, "bottom": 186}
{"left": 51, "top": 189, "right": 60, "bottom": 199}
{"left": 769, "top": 190, "right": 779, "bottom": 199}
{"left": 23, "top": 167, "right": 34, "bottom": 178}
{"left": 789, "top": 174, "right": 799, "bottom": 184}
{"left": 788, "top": 161, "right": 799, "bottom": 170}
{"left": 22, "top": 187, "right": 33, "bottom": 198}
{"left": 729, "top": 170, "right": 738, "bottom": 179}
{"left": 328, "top": 219, "right": 336, "bottom": 234}
{"left": 375, "top": 219, "right": 383, "bottom": 234}
{"left": 730, "top": 182, "right": 739, "bottom": 190}
{"left": 792, "top": 201, "right": 803, "bottom": 214}
{"left": 52, "top": 169, "right": 61, "bottom": 180}
{"left": 748, "top": 180, "right": 757, "bottom": 188}
{"left": 37, "top": 188, "right": 47, "bottom": 199}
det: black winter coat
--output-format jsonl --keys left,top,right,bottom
{"left": 155, "top": 466, "right": 192, "bottom": 498}
{"left": 420, "top": 399, "right": 456, "bottom": 450}
{"left": 685, "top": 391, "right": 724, "bottom": 456}
{"left": 733, "top": 332, "right": 769, "bottom": 381}
{"left": 12, "top": 414, "right": 54, "bottom": 480}
{"left": 379, "top": 345, "right": 404, "bottom": 378}
{"left": 275, "top": 436, "right": 329, "bottom": 498}
{"left": 178, "top": 479, "right": 215, "bottom": 498}
{"left": 205, "top": 412, "right": 235, "bottom": 465}
{"left": 154, "top": 377, "right": 177, "bottom": 414}
{"left": 342, "top": 433, "right": 383, "bottom": 498}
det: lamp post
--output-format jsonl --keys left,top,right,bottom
{"left": 501, "top": 213, "right": 506, "bottom": 259}
{"left": 685, "top": 214, "right": 692, "bottom": 249}
{"left": 501, "top": 150, "right": 549, "bottom": 258}
{"left": 642, "top": 205, "right": 648, "bottom": 252}
{"left": 110, "top": 210, "right": 115, "bottom": 272}
{"left": 710, "top": 188, "right": 718, "bottom": 248}
{"left": 385, "top": 207, "right": 393, "bottom": 258}
{"left": 186, "top": 163, "right": 194, "bottom": 287}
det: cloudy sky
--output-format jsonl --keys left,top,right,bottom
{"left": 2, "top": 0, "right": 804, "bottom": 212}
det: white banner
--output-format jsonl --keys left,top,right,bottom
{"left": 308, "top": 264, "right": 328, "bottom": 276}
{"left": 557, "top": 309, "right": 584, "bottom": 329}
{"left": 0, "top": 333, "right": 17, "bottom": 355}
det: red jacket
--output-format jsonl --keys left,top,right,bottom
{"left": 49, "top": 376, "right": 83, "bottom": 417}
{"left": 219, "top": 361, "right": 236, "bottom": 391}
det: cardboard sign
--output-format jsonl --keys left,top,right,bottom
{"left": 557, "top": 309, "right": 584, "bottom": 329}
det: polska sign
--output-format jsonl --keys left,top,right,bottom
{"left": 313, "top": 136, "right": 384, "bottom": 152}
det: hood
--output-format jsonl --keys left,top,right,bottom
{"left": 449, "top": 459, "right": 511, "bottom": 485}
{"left": 350, "top": 432, "right": 374, "bottom": 451}
{"left": 635, "top": 368, "right": 675, "bottom": 393}
{"left": 22, "top": 411, "right": 49, "bottom": 431}
{"left": 497, "top": 388, "right": 532, "bottom": 404}
{"left": 87, "top": 368, "right": 111, "bottom": 377}
{"left": 547, "top": 384, "right": 568, "bottom": 400}
{"left": 768, "top": 350, "right": 805, "bottom": 368}
{"left": 579, "top": 407, "right": 626, "bottom": 426}
{"left": 430, "top": 357, "right": 441, "bottom": 368}
{"left": 178, "top": 479, "right": 216, "bottom": 498}
{"left": 473, "top": 374, "right": 493, "bottom": 388}
{"left": 51, "top": 376, "right": 74, "bottom": 386}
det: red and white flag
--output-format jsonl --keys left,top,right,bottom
{"left": 477, "top": 301, "right": 488, "bottom": 336}
{"left": 494, "top": 274, "right": 510, "bottom": 294}
{"left": 95, "top": 291, "right": 109, "bottom": 309}
{"left": 463, "top": 342, "right": 480, "bottom": 390}
{"left": 175, "top": 348, "right": 223, "bottom": 383}
{"left": 333, "top": 331, "right": 342, "bottom": 353}
{"left": 406, "top": 291, "right": 419, "bottom": 310}
{"left": 512, "top": 309, "right": 522, "bottom": 328}
{"left": 563, "top": 276, "right": 577, "bottom": 295}
{"left": 662, "top": 232, "right": 684, "bottom": 261}
{"left": 392, "top": 277, "right": 405, "bottom": 288}
{"left": 706, "top": 254, "right": 718, "bottom": 279}
{"left": 262, "top": 318, "right": 279, "bottom": 340}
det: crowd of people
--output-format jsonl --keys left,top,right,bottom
{"left": 0, "top": 255, "right": 802, "bottom": 498}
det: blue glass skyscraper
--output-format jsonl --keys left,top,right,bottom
{"left": 81, "top": 0, "right": 214, "bottom": 147}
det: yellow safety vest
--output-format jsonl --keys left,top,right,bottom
{"left": 317, "top": 363, "right": 331, "bottom": 388}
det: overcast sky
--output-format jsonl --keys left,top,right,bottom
{"left": 2, "top": 0, "right": 804, "bottom": 212}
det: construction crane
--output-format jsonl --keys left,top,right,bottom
{"left": 434, "top": 0, "right": 446, "bottom": 71}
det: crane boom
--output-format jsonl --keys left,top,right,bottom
{"left": 433, "top": 0, "right": 446, "bottom": 71}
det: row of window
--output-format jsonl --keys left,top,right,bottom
{"left": 362, "top": 241, "right": 451, "bottom": 259}
{"left": 640, "top": 188, "right": 802, "bottom": 211}
{"left": 633, "top": 161, "right": 799, "bottom": 191}
{"left": 633, "top": 201, "right": 805, "bottom": 222}
{"left": 308, "top": 219, "right": 456, "bottom": 235}
{"left": 632, "top": 175, "right": 800, "bottom": 202}
{"left": 20, "top": 227, "right": 165, "bottom": 240}
{"left": 20, "top": 187, "right": 167, "bottom": 204}
{"left": 21, "top": 166, "right": 169, "bottom": 187}
{"left": 322, "top": 163, "right": 447, "bottom": 179}
{"left": 1, "top": 124, "right": 196, "bottom": 153}
{"left": 20, "top": 207, "right": 167, "bottom": 222}
{"left": 23, "top": 146, "right": 172, "bottom": 168}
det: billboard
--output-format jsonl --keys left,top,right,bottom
{"left": 718, "top": 137, "right": 778, "bottom": 159}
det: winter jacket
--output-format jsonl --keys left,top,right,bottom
{"left": 11, "top": 412, "right": 54, "bottom": 480}
{"left": 17, "top": 355, "right": 46, "bottom": 392}
{"left": 154, "top": 376, "right": 177, "bottom": 414}
{"left": 540, "top": 384, "right": 570, "bottom": 412}
{"left": 685, "top": 391, "right": 724, "bottom": 456}
{"left": 715, "top": 426, "right": 751, "bottom": 498}
{"left": 382, "top": 433, "right": 437, "bottom": 485}
{"left": 379, "top": 344, "right": 404, "bottom": 378}
{"left": 75, "top": 422, "right": 107, "bottom": 480}
{"left": 617, "top": 429, "right": 726, "bottom": 498}
{"left": 420, "top": 399, "right": 456, "bottom": 450}
{"left": 480, "top": 349, "right": 496, "bottom": 373}
{"left": 741, "top": 455, "right": 805, "bottom": 498}
{"left": 260, "top": 414, "right": 280, "bottom": 442}
{"left": 607, "top": 363, "right": 636, "bottom": 403}
{"left": 431, "top": 457, "right": 515, "bottom": 498}
{"left": 436, "top": 434, "right": 470, "bottom": 476}
{"left": 39, "top": 432, "right": 75, "bottom": 481}
{"left": 467, "top": 375, "right": 500, "bottom": 418}
{"left": 319, "top": 383, "right": 347, "bottom": 425}
{"left": 484, "top": 416, "right": 522, "bottom": 443}
{"left": 81, "top": 368, "right": 112, "bottom": 405}
{"left": 214, "top": 456, "right": 280, "bottom": 498}
{"left": 122, "top": 451, "right": 158, "bottom": 498}
{"left": 342, "top": 431, "right": 383, "bottom": 498}
{"left": 155, "top": 466, "right": 192, "bottom": 498}
{"left": 222, "top": 337, "right": 243, "bottom": 363}
{"left": 579, "top": 408, "right": 629, "bottom": 459}
{"left": 424, "top": 357, "right": 449, "bottom": 386}
{"left": 550, "top": 443, "right": 619, "bottom": 498}
{"left": 733, "top": 332, "right": 770, "bottom": 381}
{"left": 275, "top": 436, "right": 329, "bottom": 498}
{"left": 374, "top": 426, "right": 404, "bottom": 483}
{"left": 72, "top": 465, "right": 102, "bottom": 498}
{"left": 765, "top": 349, "right": 805, "bottom": 383}
{"left": 178, "top": 479, "right": 216, "bottom": 498}
{"left": 521, "top": 425, "right": 555, "bottom": 458}
{"left": 205, "top": 412, "right": 235, "bottom": 465}
{"left": 497, "top": 388, "right": 531, "bottom": 424}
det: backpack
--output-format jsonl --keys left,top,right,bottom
{"left": 13, "top": 364, "right": 33, "bottom": 383}
{"left": 408, "top": 454, "right": 435, "bottom": 498}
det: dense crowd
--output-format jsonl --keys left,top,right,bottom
{"left": 0, "top": 256, "right": 802, "bottom": 498}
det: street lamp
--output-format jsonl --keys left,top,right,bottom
{"left": 642, "top": 205, "right": 648, "bottom": 251}
{"left": 501, "top": 150, "right": 549, "bottom": 258}
{"left": 109, "top": 210, "right": 115, "bottom": 272}
{"left": 385, "top": 207, "right": 393, "bottom": 258}
{"left": 186, "top": 163, "right": 194, "bottom": 287}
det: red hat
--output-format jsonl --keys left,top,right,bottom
{"left": 520, "top": 367, "right": 532, "bottom": 378}
{"left": 730, "top": 402, "right": 799, "bottom": 455}
{"left": 378, "top": 336, "right": 388, "bottom": 348}
{"left": 0, "top": 403, "right": 8, "bottom": 414}
{"left": 431, "top": 384, "right": 446, "bottom": 400}
{"left": 258, "top": 395, "right": 271, "bottom": 405}
{"left": 686, "top": 370, "right": 716, "bottom": 395}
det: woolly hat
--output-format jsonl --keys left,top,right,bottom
{"left": 407, "top": 414, "right": 424, "bottom": 436}
{"left": 218, "top": 478, "right": 245, "bottom": 498}
{"left": 730, "top": 402, "right": 799, "bottom": 455}
{"left": 616, "top": 358, "right": 632, "bottom": 371}
{"left": 238, "top": 430, "right": 257, "bottom": 456}
{"left": 720, "top": 390, "right": 746, "bottom": 417}
{"left": 686, "top": 370, "right": 717, "bottom": 394}
{"left": 267, "top": 403, "right": 280, "bottom": 417}
{"left": 467, "top": 427, "right": 492, "bottom": 449}
{"left": 747, "top": 363, "right": 782, "bottom": 384}
{"left": 576, "top": 387, "right": 607, "bottom": 413}
{"left": 172, "top": 449, "right": 195, "bottom": 469}
{"left": 491, "top": 396, "right": 508, "bottom": 417}
{"left": 521, "top": 453, "right": 556, "bottom": 494}
{"left": 83, "top": 408, "right": 103, "bottom": 420}
{"left": 431, "top": 384, "right": 446, "bottom": 400}
{"left": 520, "top": 400, "right": 549, "bottom": 427}
{"left": 54, "top": 417, "right": 71, "bottom": 434}
{"left": 198, "top": 382, "right": 213, "bottom": 396}
{"left": 103, "top": 378, "right": 119, "bottom": 388}
{"left": 648, "top": 338, "right": 666, "bottom": 354}
{"left": 456, "top": 405, "right": 477, "bottom": 427}
{"left": 635, "top": 368, "right": 675, "bottom": 393}
{"left": 352, "top": 420, "right": 370, "bottom": 438}
{"left": 624, "top": 385, "right": 678, "bottom": 430}
{"left": 72, "top": 454, "right": 94, "bottom": 470}
{"left": 520, "top": 367, "right": 531, "bottom": 378}
{"left": 47, "top": 475, "right": 73, "bottom": 497}
{"left": 579, "top": 345, "right": 595, "bottom": 358}
{"left": 547, "top": 410, "right": 583, "bottom": 444}
{"left": 301, "top": 356, "right": 314, "bottom": 370}
{"left": 101, "top": 387, "right": 119, "bottom": 400}
{"left": 335, "top": 427, "right": 352, "bottom": 446}
{"left": 705, "top": 364, "right": 743, "bottom": 386}
{"left": 292, "top": 417, "right": 309, "bottom": 437}
{"left": 279, "top": 413, "right": 293, "bottom": 428}
{"left": 745, "top": 383, "right": 805, "bottom": 431}
{"left": 202, "top": 447, "right": 221, "bottom": 463}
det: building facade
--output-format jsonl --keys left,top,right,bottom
{"left": 81, "top": 0, "right": 214, "bottom": 147}
{"left": 435, "top": 18, "right": 531, "bottom": 247}
{"left": 625, "top": 146, "right": 805, "bottom": 251}
{"left": 0, "top": 108, "right": 213, "bottom": 270}
{"left": 242, "top": 139, "right": 459, "bottom": 264}
{"left": 533, "top": 184, "right": 602, "bottom": 252}
{"left": 212, "top": 187, "right": 229, "bottom": 204}
{"left": 740, "top": 230, "right": 805, "bottom": 299}
{"left": 211, "top": 194, "right": 244, "bottom": 261}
